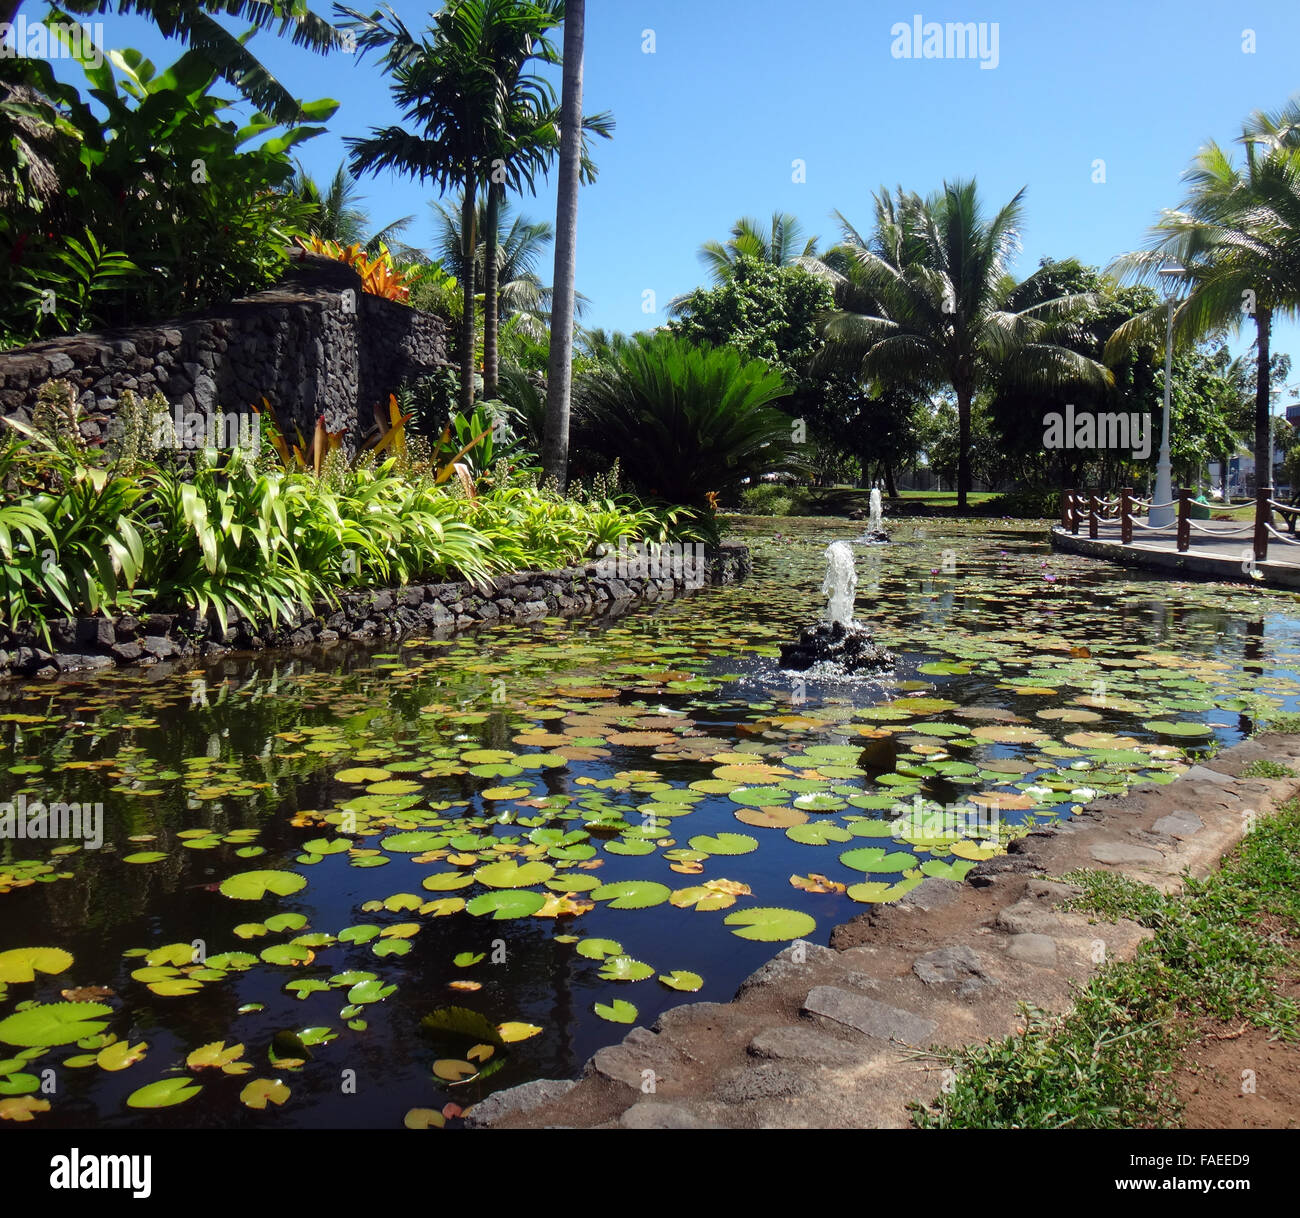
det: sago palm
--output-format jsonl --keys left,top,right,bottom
{"left": 576, "top": 332, "right": 805, "bottom": 508}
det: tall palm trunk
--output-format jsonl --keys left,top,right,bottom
{"left": 956, "top": 387, "right": 972, "bottom": 510}
{"left": 1254, "top": 306, "right": 1273, "bottom": 489}
{"left": 2, "top": 1, "right": 21, "bottom": 27}
{"left": 542, "top": 0, "right": 584, "bottom": 489}
{"left": 483, "top": 184, "right": 501, "bottom": 400}
{"left": 458, "top": 183, "right": 478, "bottom": 414}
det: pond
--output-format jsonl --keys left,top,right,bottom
{"left": 2, "top": 517, "right": 1298, "bottom": 1128}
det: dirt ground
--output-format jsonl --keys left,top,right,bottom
{"left": 1175, "top": 984, "right": 1299, "bottom": 1129}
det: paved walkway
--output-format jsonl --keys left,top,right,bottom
{"left": 1053, "top": 519, "right": 1300, "bottom": 589}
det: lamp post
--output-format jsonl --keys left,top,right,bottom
{"left": 1150, "top": 265, "right": 1183, "bottom": 528}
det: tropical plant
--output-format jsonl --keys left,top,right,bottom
{"left": 1106, "top": 99, "right": 1300, "bottom": 488}
{"left": 286, "top": 161, "right": 420, "bottom": 259}
{"left": 491, "top": 363, "right": 547, "bottom": 447}
{"left": 541, "top": 0, "right": 584, "bottom": 487}
{"left": 575, "top": 332, "right": 804, "bottom": 508}
{"left": 342, "top": 1, "right": 559, "bottom": 412}
{"left": 294, "top": 234, "right": 419, "bottom": 302}
{"left": 694, "top": 211, "right": 819, "bottom": 287}
{"left": 0, "top": 390, "right": 698, "bottom": 639}
{"left": 430, "top": 194, "right": 587, "bottom": 340}
{"left": 142, "top": 447, "right": 316, "bottom": 634}
{"left": 13, "top": 228, "right": 141, "bottom": 339}
{"left": 46, "top": 0, "right": 345, "bottom": 123}
{"left": 1, "top": 36, "right": 333, "bottom": 341}
{"left": 810, "top": 181, "right": 1113, "bottom": 508}
{"left": 0, "top": 419, "right": 148, "bottom": 638}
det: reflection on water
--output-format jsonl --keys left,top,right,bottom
{"left": 1, "top": 518, "right": 1298, "bottom": 1128}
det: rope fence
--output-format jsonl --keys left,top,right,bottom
{"left": 1061, "top": 486, "right": 1290, "bottom": 563}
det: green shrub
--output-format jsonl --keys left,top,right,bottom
{"left": 1, "top": 44, "right": 332, "bottom": 344}
{"left": 738, "top": 483, "right": 795, "bottom": 516}
{"left": 575, "top": 333, "right": 806, "bottom": 508}
{"left": 981, "top": 489, "right": 1061, "bottom": 518}
{"left": 0, "top": 404, "right": 702, "bottom": 639}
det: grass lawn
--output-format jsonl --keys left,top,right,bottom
{"left": 890, "top": 490, "right": 999, "bottom": 505}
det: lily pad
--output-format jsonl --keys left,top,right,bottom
{"left": 218, "top": 870, "right": 307, "bottom": 901}
{"left": 723, "top": 907, "right": 816, "bottom": 942}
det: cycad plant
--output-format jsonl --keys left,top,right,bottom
{"left": 576, "top": 332, "right": 804, "bottom": 508}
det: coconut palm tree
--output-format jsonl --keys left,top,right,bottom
{"left": 541, "top": 0, "right": 584, "bottom": 487}
{"left": 809, "top": 181, "right": 1112, "bottom": 508}
{"left": 430, "top": 195, "right": 594, "bottom": 338}
{"left": 699, "top": 211, "right": 819, "bottom": 283}
{"left": 288, "top": 161, "right": 418, "bottom": 256}
{"left": 1106, "top": 102, "right": 1300, "bottom": 490}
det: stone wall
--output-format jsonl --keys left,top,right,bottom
{"left": 0, "top": 255, "right": 450, "bottom": 452}
{"left": 0, "top": 543, "right": 752, "bottom": 682}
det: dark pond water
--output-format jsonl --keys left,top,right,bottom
{"left": 2, "top": 517, "right": 1298, "bottom": 1128}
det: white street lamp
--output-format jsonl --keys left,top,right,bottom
{"left": 1149, "top": 264, "right": 1183, "bottom": 528}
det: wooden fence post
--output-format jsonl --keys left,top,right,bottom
{"left": 1176, "top": 487, "right": 1191, "bottom": 552}
{"left": 1088, "top": 493, "right": 1098, "bottom": 539}
{"left": 1061, "top": 490, "right": 1071, "bottom": 532}
{"left": 1120, "top": 488, "right": 1132, "bottom": 545}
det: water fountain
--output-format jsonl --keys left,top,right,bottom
{"left": 778, "top": 540, "right": 894, "bottom": 673}
{"left": 854, "top": 486, "right": 889, "bottom": 544}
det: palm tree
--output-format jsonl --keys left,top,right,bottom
{"left": 431, "top": 195, "right": 594, "bottom": 338}
{"left": 342, "top": 1, "right": 556, "bottom": 413}
{"left": 36, "top": 1, "right": 343, "bottom": 123}
{"left": 699, "top": 211, "right": 819, "bottom": 283}
{"left": 810, "top": 181, "right": 1112, "bottom": 508}
{"left": 1107, "top": 102, "right": 1300, "bottom": 490}
{"left": 541, "top": 0, "right": 584, "bottom": 487}
{"left": 288, "top": 161, "right": 418, "bottom": 255}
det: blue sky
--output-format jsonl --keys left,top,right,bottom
{"left": 37, "top": 0, "right": 1300, "bottom": 396}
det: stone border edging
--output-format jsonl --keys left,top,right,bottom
{"left": 473, "top": 733, "right": 1300, "bottom": 1129}
{"left": 0, "top": 541, "right": 751, "bottom": 683}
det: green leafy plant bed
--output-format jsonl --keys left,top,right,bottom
{"left": 0, "top": 400, "right": 710, "bottom": 654}
{"left": 0, "top": 516, "right": 1297, "bottom": 1129}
